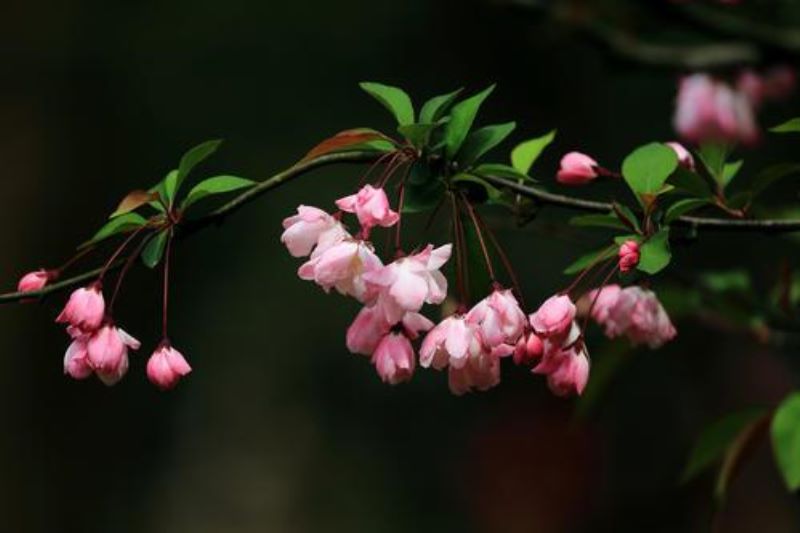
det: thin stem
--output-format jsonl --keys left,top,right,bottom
{"left": 109, "top": 234, "right": 151, "bottom": 312}
{"left": 98, "top": 225, "right": 149, "bottom": 281}
{"left": 357, "top": 150, "right": 398, "bottom": 188}
{"left": 450, "top": 192, "right": 469, "bottom": 308}
{"left": 55, "top": 246, "right": 94, "bottom": 275}
{"left": 581, "top": 262, "right": 620, "bottom": 333}
{"left": 473, "top": 208, "right": 525, "bottom": 306}
{"left": 162, "top": 230, "right": 174, "bottom": 340}
{"left": 459, "top": 192, "right": 497, "bottom": 283}
{"left": 563, "top": 245, "right": 618, "bottom": 296}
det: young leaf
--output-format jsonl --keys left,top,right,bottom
{"left": 83, "top": 212, "right": 148, "bottom": 248}
{"left": 681, "top": 408, "right": 768, "bottom": 483}
{"left": 473, "top": 163, "right": 531, "bottom": 182}
{"left": 770, "top": 117, "right": 800, "bottom": 133}
{"left": 664, "top": 198, "right": 709, "bottom": 223}
{"left": 771, "top": 392, "right": 800, "bottom": 491}
{"left": 181, "top": 176, "right": 255, "bottom": 209}
{"left": 637, "top": 229, "right": 671, "bottom": 275}
{"left": 419, "top": 88, "right": 463, "bottom": 124}
{"left": 444, "top": 85, "right": 496, "bottom": 159}
{"left": 612, "top": 203, "right": 641, "bottom": 232}
{"left": 302, "top": 128, "right": 391, "bottom": 162}
{"left": 397, "top": 123, "right": 436, "bottom": 149}
{"left": 698, "top": 143, "right": 729, "bottom": 183}
{"left": 721, "top": 160, "right": 744, "bottom": 189}
{"left": 563, "top": 245, "right": 617, "bottom": 275}
{"left": 511, "top": 130, "right": 556, "bottom": 175}
{"left": 457, "top": 121, "right": 516, "bottom": 166}
{"left": 570, "top": 213, "right": 627, "bottom": 230}
{"left": 174, "top": 140, "right": 223, "bottom": 200}
{"left": 141, "top": 230, "right": 169, "bottom": 269}
{"left": 359, "top": 82, "right": 415, "bottom": 126}
{"left": 668, "top": 167, "right": 714, "bottom": 198}
{"left": 622, "top": 143, "right": 679, "bottom": 195}
{"left": 110, "top": 190, "right": 158, "bottom": 218}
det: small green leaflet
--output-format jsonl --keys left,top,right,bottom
{"left": 419, "top": 88, "right": 463, "bottom": 124}
{"left": 569, "top": 213, "right": 627, "bottom": 231}
{"left": 770, "top": 117, "right": 800, "bottom": 133}
{"left": 771, "top": 392, "right": 800, "bottom": 490}
{"left": 668, "top": 167, "right": 713, "bottom": 198}
{"left": 473, "top": 163, "right": 531, "bottom": 182}
{"left": 110, "top": 190, "right": 158, "bottom": 219}
{"left": 511, "top": 130, "right": 556, "bottom": 175}
{"left": 698, "top": 143, "right": 729, "bottom": 184}
{"left": 359, "top": 82, "right": 415, "bottom": 126}
{"left": 457, "top": 121, "right": 516, "bottom": 166}
{"left": 141, "top": 230, "right": 169, "bottom": 269}
{"left": 664, "top": 198, "right": 709, "bottom": 223}
{"left": 721, "top": 160, "right": 744, "bottom": 189}
{"left": 622, "top": 143, "right": 678, "bottom": 195}
{"left": 397, "top": 123, "right": 436, "bottom": 149}
{"left": 173, "top": 140, "right": 223, "bottom": 203}
{"left": 637, "top": 228, "right": 671, "bottom": 275}
{"left": 444, "top": 85, "right": 496, "bottom": 159}
{"left": 83, "top": 212, "right": 148, "bottom": 248}
{"left": 563, "top": 245, "right": 617, "bottom": 275}
{"left": 181, "top": 176, "right": 256, "bottom": 209}
{"left": 613, "top": 203, "right": 641, "bottom": 232}
{"left": 681, "top": 408, "right": 768, "bottom": 483}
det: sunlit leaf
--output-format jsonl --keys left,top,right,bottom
{"left": 720, "top": 160, "right": 743, "bottom": 189}
{"left": 444, "top": 85, "right": 495, "bottom": 159}
{"left": 397, "top": 123, "right": 436, "bottom": 149}
{"left": 510, "top": 130, "right": 556, "bottom": 175}
{"left": 359, "top": 82, "right": 415, "bottom": 125}
{"left": 770, "top": 117, "right": 800, "bottom": 133}
{"left": 637, "top": 229, "right": 671, "bottom": 275}
{"left": 83, "top": 213, "right": 148, "bottom": 249}
{"left": 622, "top": 143, "right": 678, "bottom": 195}
{"left": 772, "top": 392, "right": 800, "bottom": 491}
{"left": 419, "top": 88, "right": 463, "bottom": 124}
{"left": 181, "top": 176, "right": 256, "bottom": 209}
{"left": 457, "top": 121, "right": 516, "bottom": 166}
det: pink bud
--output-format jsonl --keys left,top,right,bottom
{"left": 346, "top": 305, "right": 391, "bottom": 355}
{"left": 371, "top": 332, "right": 415, "bottom": 385}
{"left": 86, "top": 324, "right": 140, "bottom": 385}
{"left": 513, "top": 332, "right": 544, "bottom": 366}
{"left": 546, "top": 348, "right": 590, "bottom": 397}
{"left": 146, "top": 344, "right": 192, "bottom": 390}
{"left": 529, "top": 295, "right": 576, "bottom": 340}
{"left": 18, "top": 270, "right": 50, "bottom": 293}
{"left": 556, "top": 152, "right": 598, "bottom": 185}
{"left": 56, "top": 285, "right": 106, "bottom": 332}
{"left": 336, "top": 184, "right": 400, "bottom": 231}
{"left": 618, "top": 240, "right": 640, "bottom": 273}
{"left": 665, "top": 142, "right": 695, "bottom": 170}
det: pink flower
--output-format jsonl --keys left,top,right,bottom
{"left": 588, "top": 286, "right": 677, "bottom": 348}
{"left": 298, "top": 238, "right": 383, "bottom": 303}
{"left": 420, "top": 315, "right": 481, "bottom": 370}
{"left": 362, "top": 244, "right": 451, "bottom": 323}
{"left": 146, "top": 344, "right": 192, "bottom": 390}
{"left": 466, "top": 289, "right": 527, "bottom": 348}
{"left": 56, "top": 284, "right": 106, "bottom": 332}
{"left": 448, "top": 349, "right": 504, "bottom": 396}
{"left": 736, "top": 70, "right": 766, "bottom": 107}
{"left": 513, "top": 332, "right": 544, "bottom": 366}
{"left": 86, "top": 324, "right": 140, "bottom": 385}
{"left": 346, "top": 305, "right": 391, "bottom": 355}
{"left": 18, "top": 269, "right": 50, "bottom": 293}
{"left": 545, "top": 344, "right": 590, "bottom": 397}
{"left": 63, "top": 336, "right": 93, "bottom": 380}
{"left": 585, "top": 284, "right": 622, "bottom": 324}
{"left": 665, "top": 142, "right": 695, "bottom": 170}
{"left": 371, "top": 332, "right": 415, "bottom": 385}
{"left": 529, "top": 294, "right": 576, "bottom": 340}
{"left": 281, "top": 205, "right": 343, "bottom": 258}
{"left": 618, "top": 240, "right": 640, "bottom": 273}
{"left": 336, "top": 184, "right": 400, "bottom": 232}
{"left": 556, "top": 152, "right": 598, "bottom": 185}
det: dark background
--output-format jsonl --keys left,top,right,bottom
{"left": 1, "top": 0, "right": 799, "bottom": 531}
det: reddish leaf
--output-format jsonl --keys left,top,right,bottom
{"left": 301, "top": 129, "right": 390, "bottom": 162}
{"left": 111, "top": 190, "right": 158, "bottom": 218}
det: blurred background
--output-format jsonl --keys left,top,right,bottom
{"left": 2, "top": 0, "right": 800, "bottom": 531}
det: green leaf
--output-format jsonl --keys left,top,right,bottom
{"left": 403, "top": 178, "right": 445, "bottom": 214}
{"left": 716, "top": 414, "right": 771, "bottom": 502}
{"left": 612, "top": 203, "right": 641, "bottom": 232}
{"left": 510, "top": 130, "right": 556, "bottom": 175}
{"left": 770, "top": 117, "right": 800, "bottom": 133}
{"left": 397, "top": 123, "right": 436, "bottom": 149}
{"left": 84, "top": 213, "right": 148, "bottom": 248}
{"left": 359, "top": 82, "right": 415, "bottom": 126}
{"left": 721, "top": 160, "right": 743, "bottom": 189}
{"left": 174, "top": 140, "right": 223, "bottom": 202}
{"left": 772, "top": 392, "right": 800, "bottom": 490}
{"left": 668, "top": 167, "right": 714, "bottom": 198}
{"left": 570, "top": 213, "right": 627, "bottom": 230}
{"left": 664, "top": 198, "right": 709, "bottom": 223}
{"left": 181, "top": 175, "right": 255, "bottom": 209}
{"left": 682, "top": 408, "right": 768, "bottom": 483}
{"left": 622, "top": 142, "right": 679, "bottom": 195}
{"left": 452, "top": 173, "right": 503, "bottom": 204}
{"left": 141, "top": 230, "right": 169, "bottom": 269}
{"left": 457, "top": 121, "right": 516, "bottom": 166}
{"left": 563, "top": 245, "right": 617, "bottom": 275}
{"left": 444, "top": 85, "right": 496, "bottom": 159}
{"left": 110, "top": 190, "right": 158, "bottom": 218}
{"left": 419, "top": 88, "right": 463, "bottom": 124}
{"left": 638, "top": 229, "right": 671, "bottom": 275}
{"left": 302, "top": 128, "right": 391, "bottom": 162}
{"left": 749, "top": 163, "right": 800, "bottom": 198}
{"left": 698, "top": 143, "right": 729, "bottom": 183}
{"left": 473, "top": 163, "right": 532, "bottom": 182}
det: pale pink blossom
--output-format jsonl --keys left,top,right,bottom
{"left": 585, "top": 284, "right": 622, "bottom": 324}
{"left": 588, "top": 286, "right": 677, "bottom": 348}
{"left": 448, "top": 348, "right": 505, "bottom": 396}
{"left": 556, "top": 152, "right": 598, "bottom": 185}
{"left": 371, "top": 332, "right": 415, "bottom": 385}
{"left": 86, "top": 324, "right": 140, "bottom": 385}
{"left": 531, "top": 321, "right": 590, "bottom": 397}
{"left": 56, "top": 284, "right": 105, "bottom": 332}
{"left": 63, "top": 336, "right": 93, "bottom": 380}
{"left": 665, "top": 142, "right": 695, "bottom": 170}
{"left": 18, "top": 270, "right": 50, "bottom": 293}
{"left": 335, "top": 184, "right": 400, "bottom": 231}
{"left": 466, "top": 289, "right": 526, "bottom": 348}
{"left": 513, "top": 331, "right": 544, "bottom": 366}
{"left": 346, "top": 305, "right": 391, "bottom": 355}
{"left": 298, "top": 238, "right": 383, "bottom": 302}
{"left": 362, "top": 244, "right": 451, "bottom": 323}
{"left": 618, "top": 240, "right": 640, "bottom": 273}
{"left": 281, "top": 205, "right": 343, "bottom": 258}
{"left": 146, "top": 344, "right": 192, "bottom": 390}
{"left": 529, "top": 294, "right": 576, "bottom": 340}
{"left": 420, "top": 315, "right": 481, "bottom": 370}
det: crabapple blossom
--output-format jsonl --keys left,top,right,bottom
{"left": 298, "top": 238, "right": 383, "bottom": 303}
{"left": 586, "top": 285, "right": 677, "bottom": 348}
{"left": 346, "top": 304, "right": 391, "bottom": 355}
{"left": 18, "top": 270, "right": 50, "bottom": 293}
{"left": 281, "top": 205, "right": 343, "bottom": 258}
{"left": 513, "top": 331, "right": 544, "bottom": 366}
{"left": 529, "top": 294, "right": 577, "bottom": 340}
{"left": 556, "top": 152, "right": 598, "bottom": 185}
{"left": 63, "top": 334, "right": 93, "bottom": 380}
{"left": 466, "top": 288, "right": 526, "bottom": 348}
{"left": 665, "top": 142, "right": 695, "bottom": 170}
{"left": 530, "top": 322, "right": 590, "bottom": 397}
{"left": 447, "top": 346, "right": 509, "bottom": 396}
{"left": 618, "top": 240, "right": 640, "bottom": 273}
{"left": 419, "top": 314, "right": 480, "bottom": 370}
{"left": 335, "top": 184, "right": 400, "bottom": 232}
{"left": 56, "top": 284, "right": 106, "bottom": 332}
{"left": 371, "top": 332, "right": 415, "bottom": 385}
{"left": 146, "top": 344, "right": 192, "bottom": 390}
{"left": 86, "top": 323, "right": 141, "bottom": 385}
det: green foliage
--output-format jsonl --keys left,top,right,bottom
{"left": 664, "top": 198, "right": 709, "bottom": 223}
{"left": 697, "top": 143, "right": 729, "bottom": 185}
{"left": 622, "top": 143, "right": 679, "bottom": 195}
{"left": 770, "top": 117, "right": 800, "bottom": 133}
{"left": 510, "top": 130, "right": 556, "bottom": 176}
{"left": 359, "top": 82, "right": 415, "bottom": 126}
{"left": 181, "top": 176, "right": 255, "bottom": 209}
{"left": 473, "top": 163, "right": 531, "bottom": 182}
{"left": 397, "top": 124, "right": 436, "bottom": 149}
{"left": 772, "top": 392, "right": 800, "bottom": 491}
{"left": 174, "top": 140, "right": 223, "bottom": 203}
{"left": 444, "top": 85, "right": 495, "bottom": 159}
{"left": 141, "top": 230, "right": 169, "bottom": 269}
{"left": 637, "top": 229, "right": 671, "bottom": 275}
{"left": 457, "top": 122, "right": 516, "bottom": 166}
{"left": 721, "top": 160, "right": 744, "bottom": 189}
{"left": 668, "top": 167, "right": 714, "bottom": 198}
{"left": 84, "top": 213, "right": 148, "bottom": 248}
{"left": 451, "top": 174, "right": 503, "bottom": 204}
{"left": 613, "top": 203, "right": 641, "bottom": 232}
{"left": 419, "top": 88, "right": 463, "bottom": 124}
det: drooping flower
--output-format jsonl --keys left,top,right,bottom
{"left": 665, "top": 142, "right": 695, "bottom": 171}
{"left": 281, "top": 205, "right": 344, "bottom": 258}
{"left": 146, "top": 343, "right": 192, "bottom": 390}
{"left": 56, "top": 284, "right": 106, "bottom": 332}
{"left": 466, "top": 289, "right": 526, "bottom": 348}
{"left": 63, "top": 334, "right": 93, "bottom": 380}
{"left": 513, "top": 331, "right": 544, "bottom": 366}
{"left": 362, "top": 244, "right": 451, "bottom": 323}
{"left": 298, "top": 238, "right": 383, "bottom": 303}
{"left": 529, "top": 294, "right": 577, "bottom": 340}
{"left": 18, "top": 270, "right": 50, "bottom": 293}
{"left": 371, "top": 332, "right": 415, "bottom": 385}
{"left": 419, "top": 314, "right": 481, "bottom": 370}
{"left": 447, "top": 347, "right": 507, "bottom": 396}
{"left": 585, "top": 284, "right": 622, "bottom": 324}
{"left": 618, "top": 240, "right": 640, "bottom": 273}
{"left": 335, "top": 184, "right": 400, "bottom": 232}
{"left": 586, "top": 285, "right": 677, "bottom": 348}
{"left": 346, "top": 304, "right": 391, "bottom": 355}
{"left": 86, "top": 324, "right": 140, "bottom": 386}
{"left": 556, "top": 152, "right": 599, "bottom": 185}
{"left": 531, "top": 321, "right": 590, "bottom": 397}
